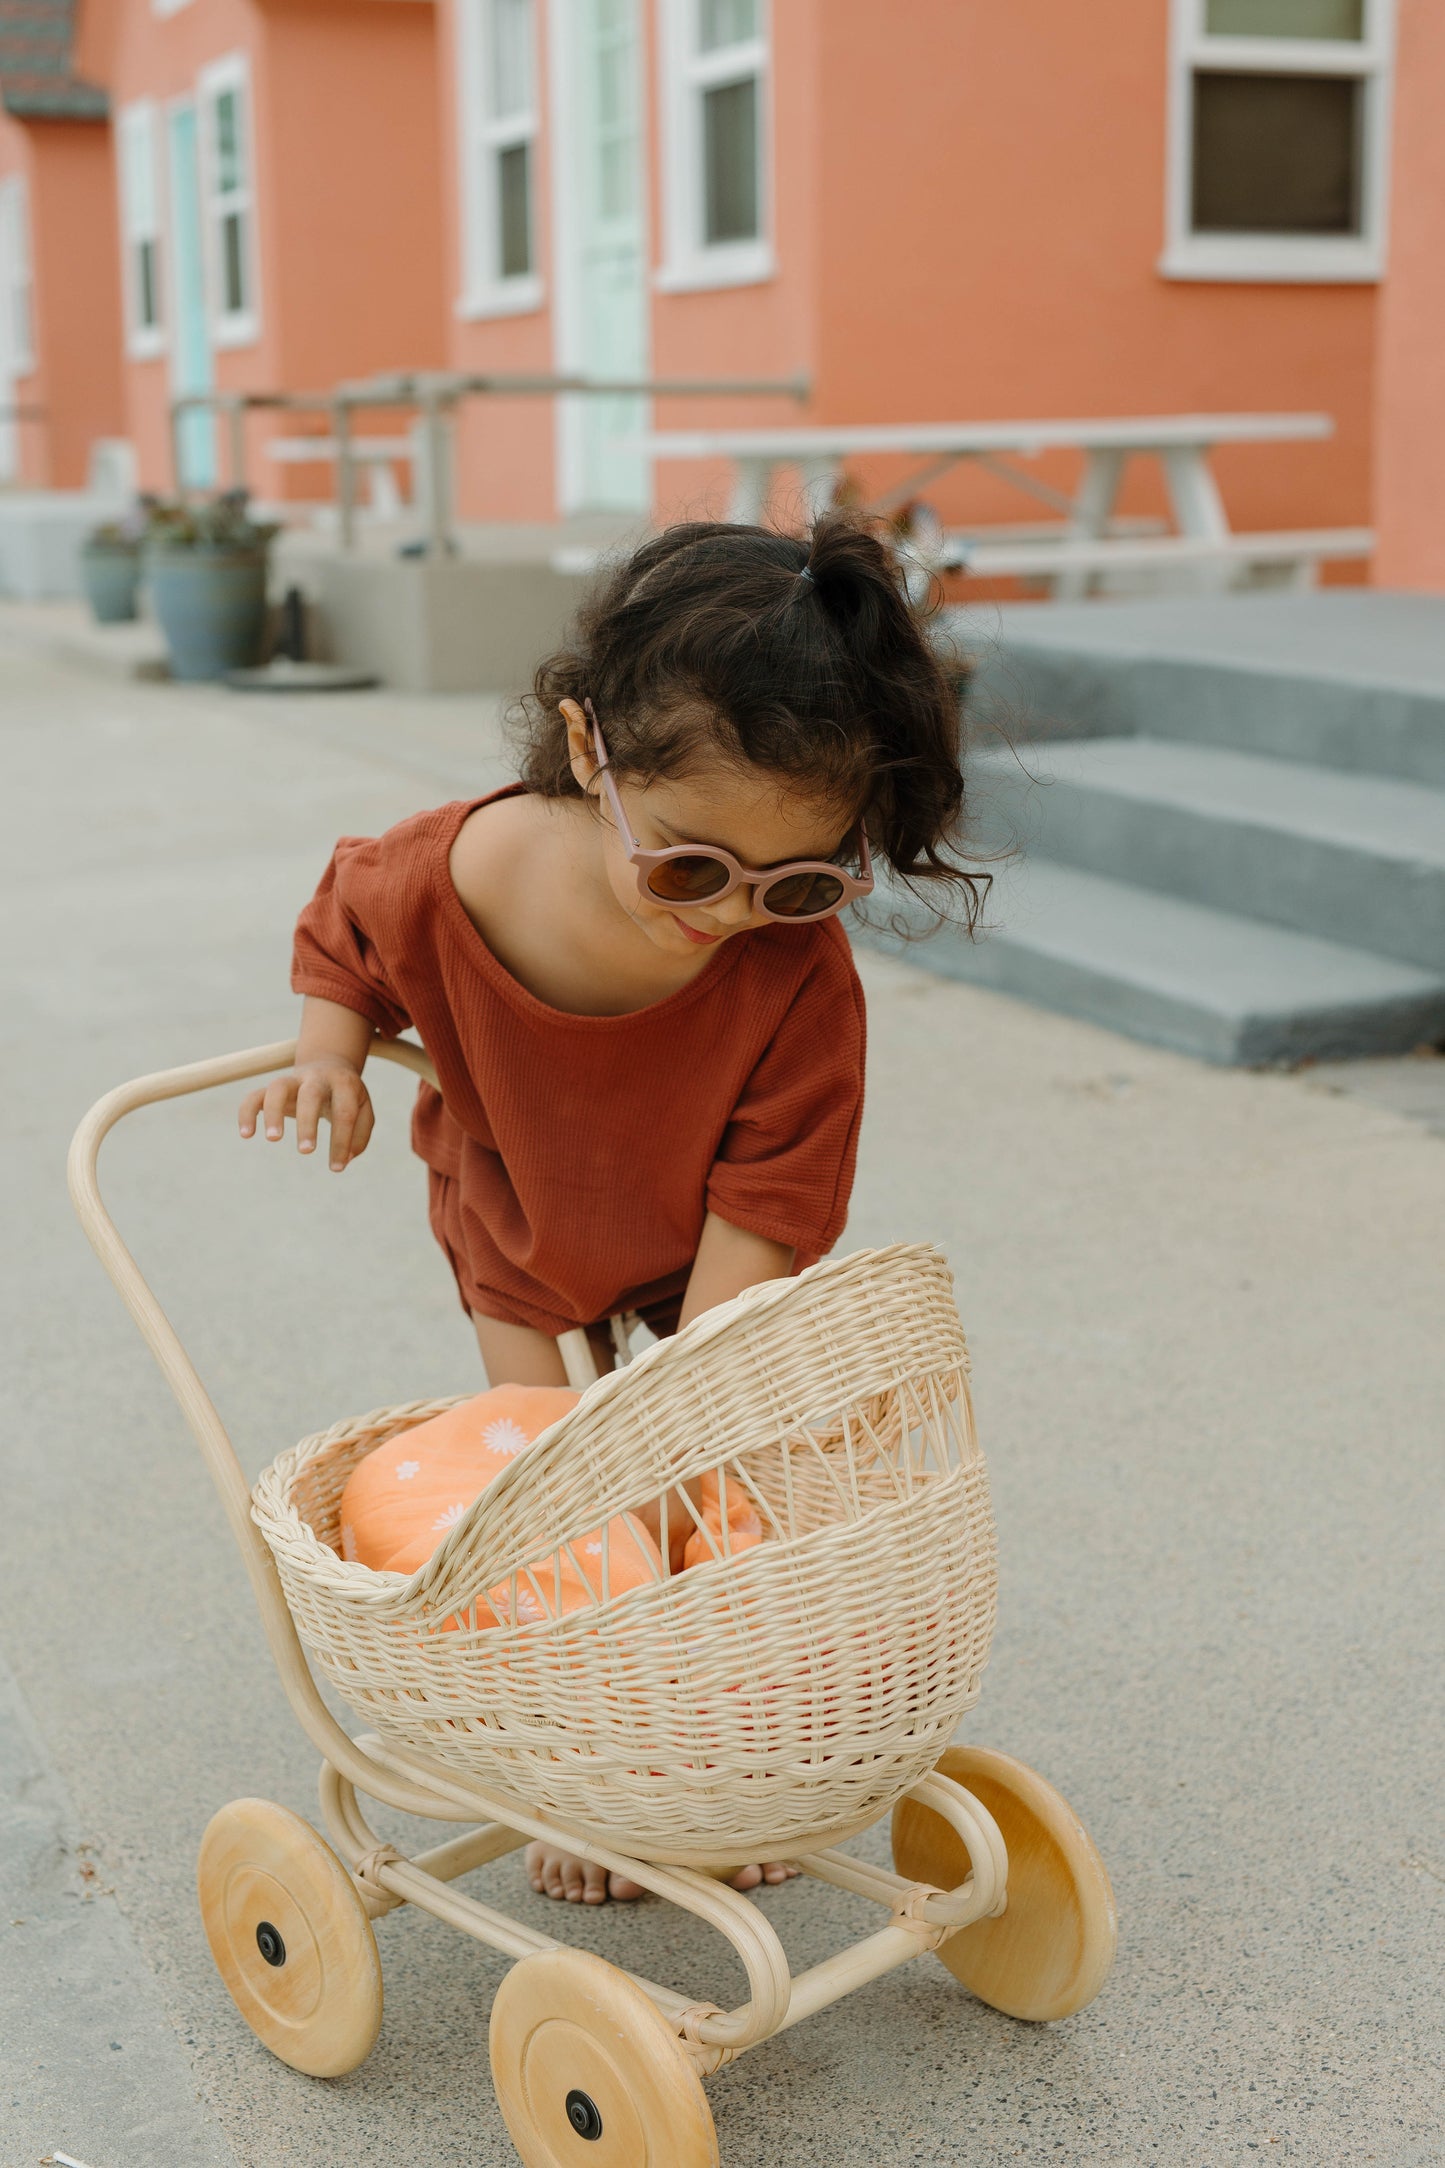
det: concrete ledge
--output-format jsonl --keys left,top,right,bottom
{"left": 307, "top": 551, "right": 594, "bottom": 693}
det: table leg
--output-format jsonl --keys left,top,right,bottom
{"left": 1161, "top": 446, "right": 1232, "bottom": 594}
{"left": 728, "top": 456, "right": 774, "bottom": 524}
{"left": 1056, "top": 448, "right": 1125, "bottom": 601}
{"left": 797, "top": 456, "right": 841, "bottom": 524}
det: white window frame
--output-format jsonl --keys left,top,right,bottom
{"left": 0, "top": 173, "right": 36, "bottom": 377}
{"left": 198, "top": 53, "right": 260, "bottom": 348}
{"left": 1162, "top": 0, "right": 1394, "bottom": 282}
{"left": 456, "top": 0, "right": 543, "bottom": 319}
{"left": 656, "top": 0, "right": 773, "bottom": 292}
{"left": 116, "top": 101, "right": 167, "bottom": 359}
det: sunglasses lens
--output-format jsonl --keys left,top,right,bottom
{"left": 646, "top": 854, "right": 731, "bottom": 904}
{"left": 761, "top": 870, "right": 847, "bottom": 919}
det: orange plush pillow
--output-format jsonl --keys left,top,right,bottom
{"left": 681, "top": 1468, "right": 765, "bottom": 1570}
{"left": 338, "top": 1385, "right": 665, "bottom": 1624}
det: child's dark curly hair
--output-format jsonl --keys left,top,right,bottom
{"left": 513, "top": 514, "right": 988, "bottom": 930}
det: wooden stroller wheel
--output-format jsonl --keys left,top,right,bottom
{"left": 891, "top": 1746, "right": 1116, "bottom": 2022}
{"left": 197, "top": 1797, "right": 382, "bottom": 2076}
{"left": 490, "top": 1949, "right": 718, "bottom": 2168}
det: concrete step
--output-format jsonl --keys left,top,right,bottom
{"left": 865, "top": 859, "right": 1445, "bottom": 1066}
{"left": 972, "top": 736, "right": 1445, "bottom": 974}
{"left": 958, "top": 591, "right": 1445, "bottom": 789}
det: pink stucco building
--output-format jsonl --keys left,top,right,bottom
{"left": 436, "top": 0, "right": 1387, "bottom": 553}
{"left": 74, "top": 0, "right": 447, "bottom": 494}
{"left": 25, "top": 0, "right": 1445, "bottom": 592}
{"left": 0, "top": 0, "right": 123, "bottom": 485}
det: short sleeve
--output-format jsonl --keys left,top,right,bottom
{"left": 291, "top": 831, "right": 414, "bottom": 1038}
{"left": 705, "top": 930, "right": 866, "bottom": 1258}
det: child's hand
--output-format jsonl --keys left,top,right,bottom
{"left": 238, "top": 1059, "right": 375, "bottom": 1171}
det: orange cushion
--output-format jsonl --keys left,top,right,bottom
{"left": 338, "top": 1385, "right": 665, "bottom": 1623}
{"left": 681, "top": 1469, "right": 765, "bottom": 1570}
{"left": 337, "top": 1384, "right": 767, "bottom": 1624}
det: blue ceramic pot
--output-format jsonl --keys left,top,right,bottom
{"left": 80, "top": 543, "right": 142, "bottom": 624}
{"left": 146, "top": 546, "right": 270, "bottom": 681}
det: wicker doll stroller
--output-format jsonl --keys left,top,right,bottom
{"left": 70, "top": 1035, "right": 1116, "bottom": 2168}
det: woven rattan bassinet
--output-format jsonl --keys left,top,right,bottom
{"left": 254, "top": 1242, "right": 997, "bottom": 1862}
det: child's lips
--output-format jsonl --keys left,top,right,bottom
{"left": 670, "top": 914, "right": 724, "bottom": 946}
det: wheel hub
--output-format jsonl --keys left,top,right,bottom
{"left": 565, "top": 2087, "right": 604, "bottom": 2140}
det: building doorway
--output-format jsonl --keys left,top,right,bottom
{"left": 166, "top": 101, "right": 215, "bottom": 490}
{"left": 553, "top": 0, "right": 649, "bottom": 513}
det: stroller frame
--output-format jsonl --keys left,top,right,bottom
{"left": 70, "top": 1037, "right": 1115, "bottom": 2163}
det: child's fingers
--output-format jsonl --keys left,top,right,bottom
{"left": 347, "top": 1093, "right": 376, "bottom": 1162}
{"left": 293, "top": 1073, "right": 328, "bottom": 1156}
{"left": 260, "top": 1075, "right": 298, "bottom": 1140}
{"left": 237, "top": 1086, "right": 267, "bottom": 1138}
{"left": 326, "top": 1077, "right": 366, "bottom": 1170}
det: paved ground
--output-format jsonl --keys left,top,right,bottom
{"left": 2, "top": 645, "right": 1441, "bottom": 2168}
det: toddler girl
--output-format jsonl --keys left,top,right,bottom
{"left": 240, "top": 515, "right": 979, "bottom": 1903}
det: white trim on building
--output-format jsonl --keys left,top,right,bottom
{"left": 117, "top": 101, "right": 167, "bottom": 358}
{"left": 1162, "top": 0, "right": 1394, "bottom": 282}
{"left": 197, "top": 53, "right": 261, "bottom": 348}
{"left": 656, "top": 0, "right": 772, "bottom": 292}
{"left": 457, "top": 0, "right": 544, "bottom": 318}
{"left": 0, "top": 173, "right": 35, "bottom": 378}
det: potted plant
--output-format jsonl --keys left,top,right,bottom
{"left": 144, "top": 492, "right": 279, "bottom": 682}
{"left": 79, "top": 507, "right": 150, "bottom": 624}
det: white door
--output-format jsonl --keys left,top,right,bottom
{"left": 555, "top": 0, "right": 650, "bottom": 511}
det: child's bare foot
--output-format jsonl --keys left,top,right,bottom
{"left": 525, "top": 1842, "right": 796, "bottom": 1902}
{"left": 721, "top": 1861, "right": 798, "bottom": 1891}
{"left": 526, "top": 1842, "right": 644, "bottom": 1903}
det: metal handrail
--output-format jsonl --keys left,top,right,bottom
{"left": 169, "top": 369, "right": 810, "bottom": 554}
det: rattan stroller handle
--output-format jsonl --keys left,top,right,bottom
{"left": 65, "top": 1034, "right": 460, "bottom": 1822}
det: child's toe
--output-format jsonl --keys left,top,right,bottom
{"left": 727, "top": 1863, "right": 764, "bottom": 1891}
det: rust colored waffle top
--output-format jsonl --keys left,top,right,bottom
{"left": 291, "top": 790, "right": 867, "bottom": 1334}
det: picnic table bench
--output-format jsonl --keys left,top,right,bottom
{"left": 630, "top": 412, "right": 1372, "bottom": 596}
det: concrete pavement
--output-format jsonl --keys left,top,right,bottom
{"left": 1, "top": 643, "right": 1441, "bottom": 2166}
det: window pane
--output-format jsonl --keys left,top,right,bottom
{"left": 703, "top": 75, "right": 758, "bottom": 243}
{"left": 222, "top": 210, "right": 247, "bottom": 312}
{"left": 138, "top": 237, "right": 160, "bottom": 327}
{"left": 497, "top": 141, "right": 531, "bottom": 276}
{"left": 215, "top": 88, "right": 243, "bottom": 195}
{"left": 1192, "top": 71, "right": 1361, "bottom": 233}
{"left": 490, "top": 0, "right": 532, "bottom": 120}
{"left": 1205, "top": 0, "right": 1363, "bottom": 36}
{"left": 700, "top": 0, "right": 757, "bottom": 52}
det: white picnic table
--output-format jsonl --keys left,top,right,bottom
{"left": 630, "top": 412, "right": 1371, "bottom": 596}
{"left": 265, "top": 433, "right": 416, "bottom": 520}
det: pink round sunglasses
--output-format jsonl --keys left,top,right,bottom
{"left": 585, "top": 699, "right": 874, "bottom": 924}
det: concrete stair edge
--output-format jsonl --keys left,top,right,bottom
{"left": 962, "top": 631, "right": 1445, "bottom": 791}
{"left": 859, "top": 863, "right": 1445, "bottom": 1067}
{"left": 969, "top": 737, "right": 1445, "bottom": 974}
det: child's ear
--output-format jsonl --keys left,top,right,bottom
{"left": 561, "top": 698, "right": 595, "bottom": 793}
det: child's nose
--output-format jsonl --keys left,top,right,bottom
{"left": 708, "top": 882, "right": 758, "bottom": 927}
